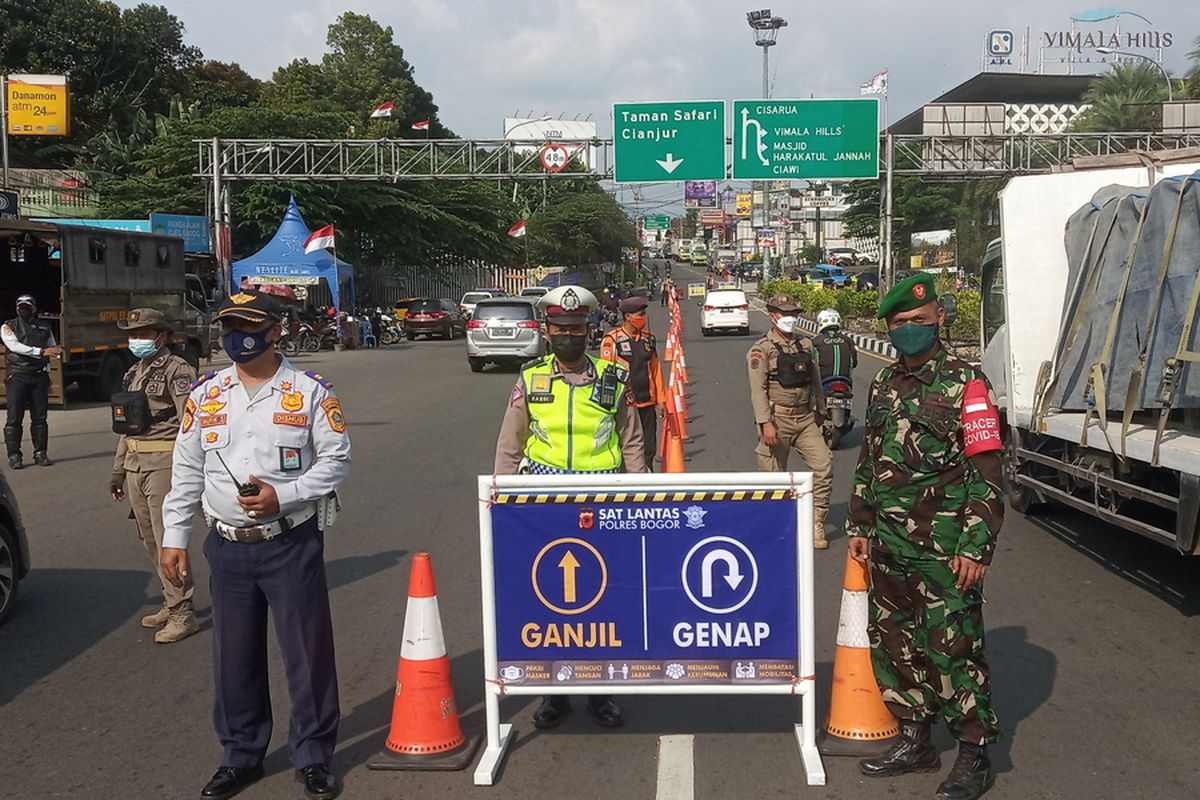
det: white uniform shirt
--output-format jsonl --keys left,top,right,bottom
{"left": 162, "top": 358, "right": 351, "bottom": 549}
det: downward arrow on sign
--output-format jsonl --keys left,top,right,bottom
{"left": 655, "top": 153, "right": 684, "bottom": 173}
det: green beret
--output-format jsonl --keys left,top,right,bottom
{"left": 877, "top": 273, "right": 938, "bottom": 319}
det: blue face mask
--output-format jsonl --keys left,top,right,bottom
{"left": 128, "top": 338, "right": 160, "bottom": 360}
{"left": 221, "top": 327, "right": 275, "bottom": 363}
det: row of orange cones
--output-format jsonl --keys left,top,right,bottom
{"left": 661, "top": 287, "right": 689, "bottom": 473}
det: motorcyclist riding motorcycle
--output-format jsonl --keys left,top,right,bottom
{"left": 811, "top": 309, "right": 858, "bottom": 449}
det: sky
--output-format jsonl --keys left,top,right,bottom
{"left": 118, "top": 1, "right": 1195, "bottom": 212}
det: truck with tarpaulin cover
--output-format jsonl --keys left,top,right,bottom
{"left": 0, "top": 219, "right": 212, "bottom": 404}
{"left": 981, "top": 153, "right": 1200, "bottom": 554}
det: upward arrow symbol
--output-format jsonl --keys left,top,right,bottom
{"left": 655, "top": 153, "right": 684, "bottom": 173}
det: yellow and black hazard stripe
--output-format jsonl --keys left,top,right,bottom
{"left": 492, "top": 489, "right": 793, "bottom": 505}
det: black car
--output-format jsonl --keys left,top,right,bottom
{"left": 0, "top": 471, "right": 30, "bottom": 625}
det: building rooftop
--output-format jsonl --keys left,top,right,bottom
{"left": 889, "top": 72, "right": 1096, "bottom": 134}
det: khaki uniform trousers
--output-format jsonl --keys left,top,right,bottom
{"left": 129, "top": 467, "right": 194, "bottom": 608}
{"left": 754, "top": 411, "right": 833, "bottom": 510}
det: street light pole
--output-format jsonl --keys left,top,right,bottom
{"left": 747, "top": 9, "right": 787, "bottom": 281}
{"left": 1095, "top": 47, "right": 1174, "bottom": 101}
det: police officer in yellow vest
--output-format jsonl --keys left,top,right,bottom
{"left": 494, "top": 285, "right": 646, "bottom": 729}
{"left": 109, "top": 308, "right": 199, "bottom": 642}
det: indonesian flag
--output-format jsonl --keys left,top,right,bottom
{"left": 411, "top": 119, "right": 430, "bottom": 131}
{"left": 370, "top": 100, "right": 394, "bottom": 118}
{"left": 303, "top": 225, "right": 336, "bottom": 254}
{"left": 507, "top": 220, "right": 527, "bottom": 238}
{"left": 860, "top": 69, "right": 888, "bottom": 96}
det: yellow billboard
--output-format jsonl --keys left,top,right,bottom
{"left": 735, "top": 192, "right": 752, "bottom": 217}
{"left": 6, "top": 74, "right": 69, "bottom": 136}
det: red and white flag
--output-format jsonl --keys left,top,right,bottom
{"left": 860, "top": 69, "right": 888, "bottom": 96}
{"left": 370, "top": 100, "right": 394, "bottom": 118}
{"left": 411, "top": 119, "right": 430, "bottom": 131}
{"left": 304, "top": 225, "right": 336, "bottom": 254}
{"left": 507, "top": 220, "right": 527, "bottom": 238}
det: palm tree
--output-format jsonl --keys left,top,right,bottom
{"left": 1072, "top": 62, "right": 1171, "bottom": 132}
{"left": 1183, "top": 36, "right": 1200, "bottom": 100}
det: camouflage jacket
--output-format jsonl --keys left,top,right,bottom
{"left": 847, "top": 344, "right": 1004, "bottom": 564}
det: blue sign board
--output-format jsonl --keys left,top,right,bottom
{"left": 150, "top": 212, "right": 211, "bottom": 252}
{"left": 490, "top": 492, "right": 799, "bottom": 687}
{"left": 35, "top": 218, "right": 151, "bottom": 232}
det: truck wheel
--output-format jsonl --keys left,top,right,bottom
{"left": 88, "top": 351, "right": 129, "bottom": 401}
{"left": 1004, "top": 430, "right": 1047, "bottom": 515}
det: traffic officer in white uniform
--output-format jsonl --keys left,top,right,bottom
{"left": 161, "top": 290, "right": 351, "bottom": 800}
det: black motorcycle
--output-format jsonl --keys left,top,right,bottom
{"left": 821, "top": 375, "right": 856, "bottom": 450}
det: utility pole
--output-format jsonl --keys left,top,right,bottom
{"left": 747, "top": 9, "right": 787, "bottom": 282}
{"left": 1, "top": 75, "right": 9, "bottom": 189}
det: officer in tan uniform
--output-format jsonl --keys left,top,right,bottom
{"left": 109, "top": 308, "right": 199, "bottom": 642}
{"left": 747, "top": 293, "right": 833, "bottom": 549}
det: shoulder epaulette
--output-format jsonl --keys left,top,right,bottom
{"left": 304, "top": 370, "right": 334, "bottom": 389}
{"left": 520, "top": 355, "right": 549, "bottom": 371}
{"left": 189, "top": 370, "right": 218, "bottom": 391}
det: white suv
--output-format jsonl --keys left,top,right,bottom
{"left": 700, "top": 289, "right": 750, "bottom": 336}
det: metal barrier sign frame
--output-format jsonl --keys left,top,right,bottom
{"left": 475, "top": 472, "right": 824, "bottom": 787}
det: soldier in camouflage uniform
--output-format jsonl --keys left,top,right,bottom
{"left": 846, "top": 274, "right": 1004, "bottom": 800}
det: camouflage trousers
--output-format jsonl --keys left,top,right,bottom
{"left": 867, "top": 549, "right": 1001, "bottom": 745}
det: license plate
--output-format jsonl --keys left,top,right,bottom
{"left": 826, "top": 397, "right": 850, "bottom": 408}
{"left": 720, "top": 308, "right": 733, "bottom": 313}
{"left": 489, "top": 325, "right": 517, "bottom": 338}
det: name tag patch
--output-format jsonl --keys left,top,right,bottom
{"left": 279, "top": 447, "right": 303, "bottom": 471}
{"left": 200, "top": 414, "right": 227, "bottom": 428}
{"left": 273, "top": 412, "right": 309, "bottom": 427}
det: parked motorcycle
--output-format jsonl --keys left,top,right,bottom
{"left": 378, "top": 314, "right": 403, "bottom": 345}
{"left": 821, "top": 375, "right": 856, "bottom": 450}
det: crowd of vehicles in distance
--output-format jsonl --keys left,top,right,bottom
{"left": 403, "top": 298, "right": 468, "bottom": 340}
{"left": 0, "top": 470, "right": 29, "bottom": 625}
{"left": 674, "top": 239, "right": 692, "bottom": 262}
{"left": 824, "top": 247, "right": 864, "bottom": 266}
{"left": 0, "top": 220, "right": 212, "bottom": 401}
{"left": 983, "top": 155, "right": 1200, "bottom": 554}
{"left": 700, "top": 289, "right": 750, "bottom": 335}
{"left": 806, "top": 264, "right": 851, "bottom": 287}
{"left": 466, "top": 297, "right": 546, "bottom": 372}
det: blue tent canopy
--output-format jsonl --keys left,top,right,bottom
{"left": 231, "top": 197, "right": 356, "bottom": 310}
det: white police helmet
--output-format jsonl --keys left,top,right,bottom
{"left": 538, "top": 285, "right": 598, "bottom": 325}
{"left": 817, "top": 308, "right": 841, "bottom": 332}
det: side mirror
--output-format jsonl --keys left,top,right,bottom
{"left": 940, "top": 293, "right": 959, "bottom": 327}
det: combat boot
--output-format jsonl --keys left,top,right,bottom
{"left": 859, "top": 719, "right": 940, "bottom": 777}
{"left": 141, "top": 605, "right": 170, "bottom": 628}
{"left": 935, "top": 742, "right": 994, "bottom": 800}
{"left": 7, "top": 454, "right": 22, "bottom": 470}
{"left": 155, "top": 601, "right": 199, "bottom": 644}
{"left": 33, "top": 451, "right": 52, "bottom": 467}
{"left": 812, "top": 507, "right": 830, "bottom": 550}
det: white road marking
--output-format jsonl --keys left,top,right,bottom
{"left": 655, "top": 734, "right": 695, "bottom": 800}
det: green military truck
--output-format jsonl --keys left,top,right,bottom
{"left": 0, "top": 219, "right": 212, "bottom": 403}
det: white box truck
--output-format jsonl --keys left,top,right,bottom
{"left": 981, "top": 154, "right": 1200, "bottom": 554}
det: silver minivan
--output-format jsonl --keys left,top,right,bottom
{"left": 466, "top": 298, "right": 545, "bottom": 372}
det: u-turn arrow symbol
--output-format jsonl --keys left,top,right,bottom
{"left": 700, "top": 548, "right": 744, "bottom": 597}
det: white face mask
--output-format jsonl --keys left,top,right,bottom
{"left": 775, "top": 315, "right": 798, "bottom": 335}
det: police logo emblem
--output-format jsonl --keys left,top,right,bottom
{"left": 560, "top": 289, "right": 580, "bottom": 311}
{"left": 230, "top": 292, "right": 256, "bottom": 304}
{"left": 913, "top": 283, "right": 926, "bottom": 300}
{"left": 683, "top": 505, "right": 708, "bottom": 530}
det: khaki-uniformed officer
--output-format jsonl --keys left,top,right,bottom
{"left": 600, "top": 295, "right": 668, "bottom": 470}
{"left": 109, "top": 308, "right": 198, "bottom": 642}
{"left": 162, "top": 290, "right": 351, "bottom": 800}
{"left": 494, "top": 285, "right": 645, "bottom": 731}
{"left": 747, "top": 293, "right": 833, "bottom": 548}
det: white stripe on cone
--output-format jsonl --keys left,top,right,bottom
{"left": 400, "top": 595, "right": 448, "bottom": 661}
{"left": 834, "top": 589, "right": 871, "bottom": 649}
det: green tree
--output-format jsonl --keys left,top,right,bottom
{"left": 261, "top": 11, "right": 449, "bottom": 137}
{"left": 1072, "top": 62, "right": 1171, "bottom": 132}
{"left": 526, "top": 189, "right": 637, "bottom": 266}
{"left": 185, "top": 60, "right": 262, "bottom": 111}
{"left": 1184, "top": 36, "right": 1200, "bottom": 100}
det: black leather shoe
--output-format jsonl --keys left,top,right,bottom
{"left": 200, "top": 766, "right": 263, "bottom": 799}
{"left": 859, "top": 720, "right": 940, "bottom": 777}
{"left": 33, "top": 452, "right": 52, "bottom": 467}
{"left": 586, "top": 697, "right": 624, "bottom": 728}
{"left": 935, "top": 743, "right": 994, "bottom": 800}
{"left": 295, "top": 764, "right": 341, "bottom": 800}
{"left": 531, "top": 696, "right": 572, "bottom": 729}
{"left": 7, "top": 455, "right": 22, "bottom": 470}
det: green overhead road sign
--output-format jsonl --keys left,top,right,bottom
{"left": 613, "top": 101, "right": 726, "bottom": 183}
{"left": 643, "top": 215, "right": 671, "bottom": 230}
{"left": 731, "top": 98, "right": 879, "bottom": 180}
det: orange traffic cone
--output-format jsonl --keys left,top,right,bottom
{"left": 819, "top": 551, "right": 899, "bottom": 756}
{"left": 368, "top": 553, "right": 481, "bottom": 771}
{"left": 662, "top": 413, "right": 687, "bottom": 473}
{"left": 676, "top": 347, "right": 690, "bottom": 385}
{"left": 672, "top": 367, "right": 692, "bottom": 423}
{"left": 664, "top": 328, "right": 676, "bottom": 362}
{"left": 671, "top": 381, "right": 690, "bottom": 440}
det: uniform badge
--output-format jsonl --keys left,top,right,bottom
{"left": 200, "top": 385, "right": 226, "bottom": 417}
{"left": 181, "top": 398, "right": 197, "bottom": 433}
{"left": 229, "top": 291, "right": 256, "bottom": 304}
{"left": 509, "top": 383, "right": 524, "bottom": 406}
{"left": 531, "top": 374, "right": 551, "bottom": 394}
{"left": 222, "top": 376, "right": 232, "bottom": 388}
{"left": 913, "top": 283, "right": 926, "bottom": 300}
{"left": 320, "top": 397, "right": 347, "bottom": 433}
{"left": 200, "top": 414, "right": 227, "bottom": 428}
{"left": 204, "top": 431, "right": 219, "bottom": 444}
{"left": 279, "top": 382, "right": 304, "bottom": 412}
{"left": 619, "top": 340, "right": 633, "bottom": 356}
{"left": 273, "top": 412, "right": 308, "bottom": 427}
{"left": 279, "top": 447, "right": 302, "bottom": 471}
{"left": 171, "top": 376, "right": 191, "bottom": 396}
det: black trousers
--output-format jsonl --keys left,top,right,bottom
{"left": 4, "top": 372, "right": 49, "bottom": 456}
{"left": 637, "top": 405, "right": 658, "bottom": 471}
{"left": 204, "top": 518, "right": 339, "bottom": 769}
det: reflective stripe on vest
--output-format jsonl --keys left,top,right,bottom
{"left": 522, "top": 356, "right": 625, "bottom": 472}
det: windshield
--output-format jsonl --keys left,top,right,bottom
{"left": 474, "top": 302, "right": 535, "bottom": 321}
{"left": 408, "top": 300, "right": 441, "bottom": 313}
{"left": 461, "top": 293, "right": 491, "bottom": 305}
{"left": 981, "top": 241, "right": 1005, "bottom": 346}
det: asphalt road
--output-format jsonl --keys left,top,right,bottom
{"left": 1, "top": 260, "right": 1198, "bottom": 799}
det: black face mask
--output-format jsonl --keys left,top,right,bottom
{"left": 549, "top": 334, "right": 587, "bottom": 363}
{"left": 17, "top": 307, "right": 33, "bottom": 321}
